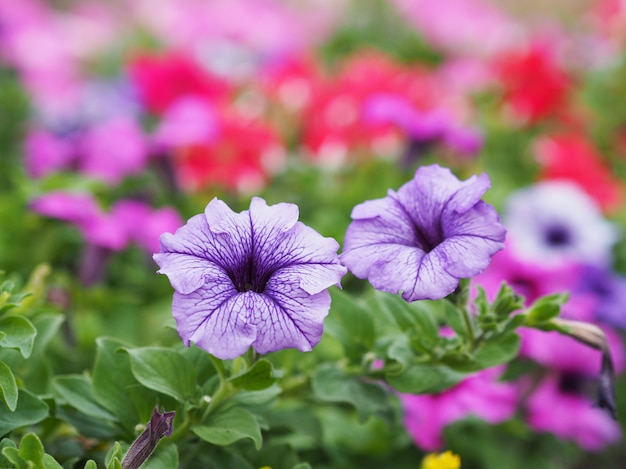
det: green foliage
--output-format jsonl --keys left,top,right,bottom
{"left": 192, "top": 407, "right": 263, "bottom": 450}
{"left": 122, "top": 347, "right": 197, "bottom": 402}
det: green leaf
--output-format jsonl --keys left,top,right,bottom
{"left": 123, "top": 347, "right": 196, "bottom": 402}
{"left": 83, "top": 461, "right": 98, "bottom": 469}
{"left": 491, "top": 282, "right": 527, "bottom": 318}
{"left": 0, "top": 361, "right": 18, "bottom": 411}
{"left": 385, "top": 335, "right": 414, "bottom": 373}
{"left": 446, "top": 333, "right": 521, "bottom": 372}
{"left": 524, "top": 293, "right": 569, "bottom": 326}
{"left": 292, "top": 464, "right": 312, "bottom": 469}
{"left": 0, "top": 316, "right": 37, "bottom": 358}
{"left": 2, "top": 447, "right": 27, "bottom": 469}
{"left": 140, "top": 443, "right": 178, "bottom": 469}
{"left": 105, "top": 442, "right": 124, "bottom": 469}
{"left": 192, "top": 407, "right": 262, "bottom": 450}
{"left": 325, "top": 289, "right": 375, "bottom": 361}
{"left": 443, "top": 300, "right": 470, "bottom": 339}
{"left": 18, "top": 433, "right": 44, "bottom": 464}
{"left": 52, "top": 375, "right": 117, "bottom": 421}
{"left": 375, "top": 291, "right": 440, "bottom": 346}
{"left": 312, "top": 364, "right": 390, "bottom": 422}
{"left": 0, "top": 388, "right": 48, "bottom": 436}
{"left": 42, "top": 454, "right": 63, "bottom": 469}
{"left": 1, "top": 432, "right": 63, "bottom": 469}
{"left": 92, "top": 337, "right": 141, "bottom": 430}
{"left": 385, "top": 364, "right": 467, "bottom": 394}
{"left": 0, "top": 439, "right": 17, "bottom": 468}
{"left": 228, "top": 359, "right": 277, "bottom": 391}
{"left": 472, "top": 333, "right": 521, "bottom": 370}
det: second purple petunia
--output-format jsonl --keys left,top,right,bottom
{"left": 154, "top": 197, "right": 346, "bottom": 360}
{"left": 340, "top": 164, "right": 506, "bottom": 301}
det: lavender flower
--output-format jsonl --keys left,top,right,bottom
{"left": 153, "top": 197, "right": 346, "bottom": 360}
{"left": 340, "top": 164, "right": 506, "bottom": 301}
{"left": 577, "top": 264, "right": 626, "bottom": 330}
{"left": 503, "top": 181, "right": 619, "bottom": 266}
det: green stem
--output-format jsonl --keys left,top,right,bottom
{"left": 201, "top": 381, "right": 234, "bottom": 422}
{"left": 461, "top": 307, "right": 476, "bottom": 350}
{"left": 208, "top": 354, "right": 227, "bottom": 382}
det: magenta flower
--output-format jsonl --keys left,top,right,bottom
{"left": 363, "top": 94, "right": 483, "bottom": 157}
{"left": 525, "top": 373, "right": 621, "bottom": 450}
{"left": 78, "top": 116, "right": 149, "bottom": 185}
{"left": 153, "top": 197, "right": 346, "bottom": 360}
{"left": 24, "top": 129, "right": 76, "bottom": 179}
{"left": 400, "top": 368, "right": 517, "bottom": 450}
{"left": 340, "top": 164, "right": 506, "bottom": 301}
{"left": 31, "top": 191, "right": 182, "bottom": 253}
{"left": 112, "top": 201, "right": 183, "bottom": 254}
{"left": 152, "top": 96, "right": 219, "bottom": 150}
{"left": 472, "top": 241, "right": 580, "bottom": 305}
{"left": 520, "top": 325, "right": 625, "bottom": 377}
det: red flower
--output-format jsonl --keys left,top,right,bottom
{"left": 534, "top": 133, "right": 623, "bottom": 212}
{"left": 174, "top": 111, "right": 284, "bottom": 193}
{"left": 301, "top": 51, "right": 439, "bottom": 163}
{"left": 260, "top": 55, "right": 321, "bottom": 113}
{"left": 128, "top": 51, "right": 231, "bottom": 114}
{"left": 493, "top": 43, "right": 572, "bottom": 124}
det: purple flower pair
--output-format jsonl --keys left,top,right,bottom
{"left": 156, "top": 165, "right": 505, "bottom": 358}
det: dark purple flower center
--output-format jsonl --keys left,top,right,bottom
{"left": 558, "top": 373, "right": 591, "bottom": 396}
{"left": 544, "top": 224, "right": 571, "bottom": 247}
{"left": 228, "top": 255, "right": 272, "bottom": 294}
{"left": 413, "top": 221, "right": 444, "bottom": 253}
{"left": 508, "top": 276, "right": 539, "bottom": 304}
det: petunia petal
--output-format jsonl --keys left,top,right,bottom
{"left": 173, "top": 286, "right": 254, "bottom": 360}
{"left": 258, "top": 279, "right": 332, "bottom": 353}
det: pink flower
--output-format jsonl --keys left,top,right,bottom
{"left": 472, "top": 241, "right": 580, "bottom": 305}
{"left": 24, "top": 129, "right": 76, "bottom": 179}
{"left": 78, "top": 116, "right": 149, "bottom": 185}
{"left": 400, "top": 368, "right": 517, "bottom": 450}
{"left": 111, "top": 200, "right": 183, "bottom": 253}
{"left": 132, "top": 0, "right": 343, "bottom": 77}
{"left": 520, "top": 326, "right": 625, "bottom": 376}
{"left": 152, "top": 97, "right": 219, "bottom": 150}
{"left": 30, "top": 191, "right": 182, "bottom": 253}
{"left": 302, "top": 52, "right": 440, "bottom": 164}
{"left": 392, "top": 0, "right": 522, "bottom": 57}
{"left": 29, "top": 191, "right": 100, "bottom": 225}
{"left": 525, "top": 373, "right": 622, "bottom": 450}
{"left": 127, "top": 50, "right": 231, "bottom": 114}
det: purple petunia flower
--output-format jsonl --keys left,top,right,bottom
{"left": 153, "top": 197, "right": 346, "bottom": 360}
{"left": 577, "top": 264, "right": 626, "bottom": 330}
{"left": 340, "top": 164, "right": 506, "bottom": 301}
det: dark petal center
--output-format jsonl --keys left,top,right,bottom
{"left": 508, "top": 276, "right": 538, "bottom": 304}
{"left": 413, "top": 221, "right": 444, "bottom": 253}
{"left": 544, "top": 224, "right": 571, "bottom": 247}
{"left": 228, "top": 255, "right": 272, "bottom": 293}
{"left": 558, "top": 373, "right": 591, "bottom": 396}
